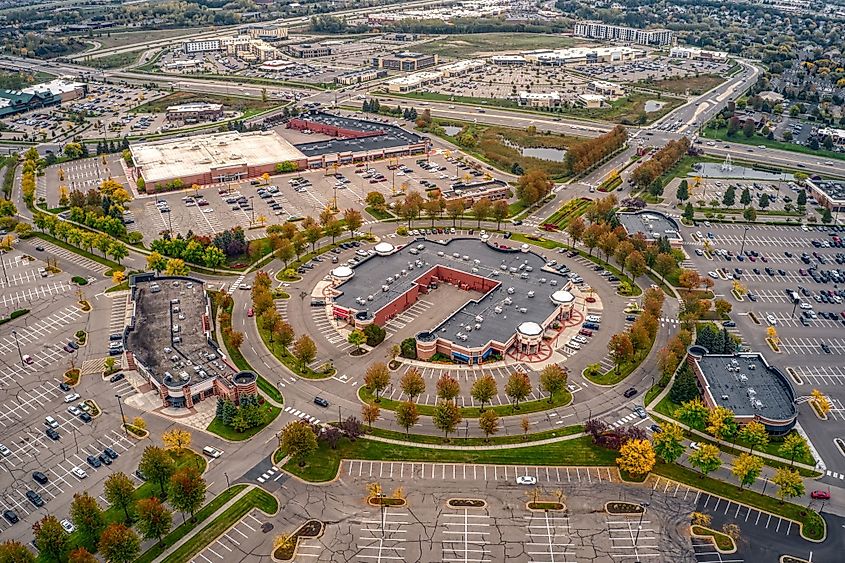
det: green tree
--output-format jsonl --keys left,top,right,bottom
{"left": 139, "top": 446, "right": 176, "bottom": 498}
{"left": 674, "top": 398, "right": 709, "bottom": 431}
{"left": 771, "top": 467, "right": 805, "bottom": 503}
{"left": 538, "top": 364, "right": 567, "bottom": 403}
{"left": 432, "top": 401, "right": 462, "bottom": 439}
{"left": 347, "top": 329, "right": 366, "bottom": 353}
{"left": 688, "top": 443, "right": 722, "bottom": 478}
{"left": 98, "top": 523, "right": 140, "bottom": 563}
{"left": 822, "top": 208, "right": 833, "bottom": 224}
{"left": 737, "top": 420, "right": 769, "bottom": 454}
{"left": 743, "top": 207, "right": 757, "bottom": 222}
{"left": 740, "top": 188, "right": 752, "bottom": 206}
{"left": 759, "top": 193, "right": 770, "bottom": 209}
{"left": 104, "top": 472, "right": 136, "bottom": 523}
{"left": 32, "top": 515, "right": 67, "bottom": 562}
{"left": 779, "top": 433, "right": 809, "bottom": 466}
{"left": 722, "top": 185, "right": 736, "bottom": 207}
{"left": 280, "top": 421, "right": 318, "bottom": 466}
{"left": 70, "top": 492, "right": 104, "bottom": 549}
{"left": 676, "top": 180, "right": 689, "bottom": 201}
{"left": 146, "top": 251, "right": 168, "bottom": 273}
{"left": 683, "top": 202, "right": 694, "bottom": 221}
{"left": 731, "top": 453, "right": 764, "bottom": 490}
{"left": 470, "top": 374, "right": 497, "bottom": 411}
{"left": 652, "top": 422, "right": 685, "bottom": 463}
{"left": 168, "top": 467, "right": 206, "bottom": 522}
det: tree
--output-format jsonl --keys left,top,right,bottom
{"left": 168, "top": 467, "right": 206, "bottom": 521}
{"left": 0, "top": 541, "right": 36, "bottom": 562}
{"left": 399, "top": 368, "right": 425, "bottom": 401}
{"left": 616, "top": 438, "right": 656, "bottom": 477}
{"left": 361, "top": 403, "right": 380, "bottom": 429}
{"left": 292, "top": 335, "right": 317, "bottom": 370}
{"left": 688, "top": 444, "right": 722, "bottom": 478}
{"left": 743, "top": 207, "right": 757, "bottom": 222}
{"left": 432, "top": 401, "right": 462, "bottom": 439}
{"left": 737, "top": 420, "right": 769, "bottom": 454}
{"left": 227, "top": 329, "right": 244, "bottom": 350}
{"left": 822, "top": 208, "right": 833, "bottom": 224}
{"left": 470, "top": 374, "right": 497, "bottom": 410}
{"left": 706, "top": 405, "right": 736, "bottom": 441}
{"left": 395, "top": 401, "right": 419, "bottom": 436}
{"left": 146, "top": 251, "right": 167, "bottom": 273}
{"left": 742, "top": 119, "right": 756, "bottom": 138}
{"left": 771, "top": 467, "right": 805, "bottom": 503}
{"left": 607, "top": 332, "right": 634, "bottom": 374}
{"left": 32, "top": 515, "right": 67, "bottom": 562}
{"left": 436, "top": 374, "right": 460, "bottom": 403}
{"left": 676, "top": 180, "right": 689, "bottom": 202}
{"left": 797, "top": 190, "right": 807, "bottom": 206}
{"left": 164, "top": 258, "right": 190, "bottom": 276}
{"left": 767, "top": 325, "right": 779, "bottom": 347}
{"left": 136, "top": 497, "right": 172, "bottom": 546}
{"left": 674, "top": 398, "right": 709, "bottom": 431}
{"left": 364, "top": 362, "right": 391, "bottom": 400}
{"left": 625, "top": 251, "right": 647, "bottom": 280}
{"left": 478, "top": 409, "right": 500, "bottom": 441}
{"left": 104, "top": 472, "right": 136, "bottom": 523}
{"left": 780, "top": 432, "right": 809, "bottom": 466}
{"left": 471, "top": 197, "right": 492, "bottom": 227}
{"left": 280, "top": 421, "right": 318, "bottom": 466}
{"left": 343, "top": 208, "right": 363, "bottom": 239}
{"left": 714, "top": 298, "right": 732, "bottom": 318}
{"left": 347, "top": 329, "right": 366, "bottom": 353}
{"left": 70, "top": 492, "right": 104, "bottom": 548}
{"left": 683, "top": 202, "right": 694, "bottom": 221}
{"left": 98, "top": 523, "right": 140, "bottom": 563}
{"left": 740, "top": 187, "right": 752, "bottom": 207}
{"left": 722, "top": 185, "right": 736, "bottom": 207}
{"left": 162, "top": 428, "right": 192, "bottom": 450}
{"left": 490, "top": 199, "right": 509, "bottom": 229}
{"left": 139, "top": 446, "right": 176, "bottom": 498}
{"left": 109, "top": 241, "right": 128, "bottom": 265}
{"left": 515, "top": 169, "right": 553, "bottom": 207}
{"left": 652, "top": 422, "right": 685, "bottom": 463}
{"left": 504, "top": 371, "right": 532, "bottom": 409}
{"left": 731, "top": 453, "right": 764, "bottom": 490}
{"left": 811, "top": 389, "right": 831, "bottom": 417}
{"left": 539, "top": 364, "right": 567, "bottom": 403}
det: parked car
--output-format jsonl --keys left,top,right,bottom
{"left": 516, "top": 475, "right": 537, "bottom": 485}
{"left": 60, "top": 519, "right": 75, "bottom": 533}
{"left": 32, "top": 471, "right": 48, "bottom": 485}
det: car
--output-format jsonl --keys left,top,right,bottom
{"left": 633, "top": 406, "right": 647, "bottom": 419}
{"left": 45, "top": 428, "right": 59, "bottom": 440}
{"left": 649, "top": 424, "right": 662, "bottom": 433}
{"left": 516, "top": 475, "right": 537, "bottom": 485}
{"left": 64, "top": 393, "right": 80, "bottom": 403}
{"left": 689, "top": 442, "right": 701, "bottom": 451}
{"left": 79, "top": 412, "right": 92, "bottom": 423}
{"left": 0, "top": 443, "right": 10, "bottom": 457}
{"left": 86, "top": 455, "right": 101, "bottom": 468}
{"left": 247, "top": 308, "right": 254, "bottom": 317}
{"left": 810, "top": 490, "right": 831, "bottom": 500}
{"left": 32, "top": 471, "right": 48, "bottom": 485}
{"left": 202, "top": 446, "right": 223, "bottom": 458}
{"left": 707, "top": 271, "right": 719, "bottom": 279}
{"left": 67, "top": 341, "right": 79, "bottom": 350}
{"left": 722, "top": 320, "right": 736, "bottom": 327}
{"left": 26, "top": 490, "right": 44, "bottom": 507}
{"left": 23, "top": 354, "right": 33, "bottom": 364}
{"left": 59, "top": 382, "right": 71, "bottom": 391}
{"left": 71, "top": 467, "right": 87, "bottom": 479}
{"left": 314, "top": 396, "right": 330, "bottom": 407}
{"left": 3, "top": 510, "right": 18, "bottom": 524}
{"left": 623, "top": 387, "right": 638, "bottom": 398}
{"left": 579, "top": 328, "right": 593, "bottom": 337}
{"left": 109, "top": 373, "right": 125, "bottom": 383}
{"left": 60, "top": 519, "right": 75, "bottom": 533}
{"left": 766, "top": 314, "right": 778, "bottom": 326}
{"left": 99, "top": 453, "right": 112, "bottom": 466}
{"left": 67, "top": 405, "right": 81, "bottom": 416}
{"left": 238, "top": 284, "right": 251, "bottom": 290}
{"left": 821, "top": 342, "right": 831, "bottom": 354}
{"left": 35, "top": 245, "right": 44, "bottom": 251}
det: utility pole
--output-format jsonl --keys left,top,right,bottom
{"left": 11, "top": 330, "right": 23, "bottom": 366}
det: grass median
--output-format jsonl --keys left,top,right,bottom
{"left": 359, "top": 385, "right": 572, "bottom": 418}
{"left": 365, "top": 424, "right": 583, "bottom": 446}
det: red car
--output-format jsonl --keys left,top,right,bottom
{"left": 811, "top": 490, "right": 830, "bottom": 500}
{"left": 579, "top": 329, "right": 593, "bottom": 337}
{"left": 247, "top": 308, "right": 254, "bottom": 317}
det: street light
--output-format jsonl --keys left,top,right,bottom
{"left": 115, "top": 394, "right": 128, "bottom": 437}
{"left": 739, "top": 226, "right": 750, "bottom": 256}
{"left": 633, "top": 501, "right": 650, "bottom": 561}
{"left": 249, "top": 196, "right": 255, "bottom": 225}
{"left": 11, "top": 330, "right": 23, "bottom": 366}
{"left": 0, "top": 249, "right": 8, "bottom": 286}
{"left": 224, "top": 472, "right": 231, "bottom": 489}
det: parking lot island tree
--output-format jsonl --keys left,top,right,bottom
{"left": 652, "top": 422, "right": 685, "bottom": 464}
{"left": 32, "top": 515, "right": 67, "bottom": 562}
{"left": 139, "top": 446, "right": 176, "bottom": 498}
{"left": 688, "top": 443, "right": 723, "bottom": 479}
{"left": 399, "top": 367, "right": 426, "bottom": 401}
{"left": 436, "top": 373, "right": 461, "bottom": 403}
{"left": 280, "top": 421, "right": 318, "bottom": 467}
{"left": 772, "top": 467, "right": 805, "bottom": 504}
{"left": 539, "top": 364, "right": 568, "bottom": 403}
{"left": 616, "top": 438, "right": 656, "bottom": 478}
{"left": 104, "top": 472, "right": 137, "bottom": 523}
{"left": 470, "top": 374, "right": 498, "bottom": 411}
{"left": 364, "top": 362, "right": 391, "bottom": 400}
{"left": 731, "top": 453, "right": 764, "bottom": 491}
{"left": 136, "top": 496, "right": 173, "bottom": 547}
{"left": 168, "top": 466, "right": 207, "bottom": 523}
{"left": 98, "top": 522, "right": 140, "bottom": 563}
{"left": 505, "top": 370, "right": 532, "bottom": 410}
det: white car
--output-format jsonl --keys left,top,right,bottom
{"left": 60, "top": 519, "right": 75, "bottom": 533}
{"left": 766, "top": 314, "right": 778, "bottom": 326}
{"left": 567, "top": 341, "right": 581, "bottom": 350}
{"left": 64, "top": 393, "right": 80, "bottom": 403}
{"left": 707, "top": 271, "right": 719, "bottom": 279}
{"left": 573, "top": 335, "right": 588, "bottom": 344}
{"left": 516, "top": 475, "right": 537, "bottom": 485}
{"left": 67, "top": 405, "right": 81, "bottom": 416}
{"left": 71, "top": 467, "right": 88, "bottom": 479}
{"left": 239, "top": 284, "right": 251, "bottom": 290}
{"left": 0, "top": 444, "right": 10, "bottom": 456}
{"left": 799, "top": 302, "right": 812, "bottom": 310}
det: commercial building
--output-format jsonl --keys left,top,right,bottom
{"left": 516, "top": 91, "right": 562, "bottom": 109}
{"left": 165, "top": 102, "right": 224, "bottom": 123}
{"left": 221, "top": 35, "right": 279, "bottom": 62}
{"left": 22, "top": 79, "right": 86, "bottom": 102}
{"left": 805, "top": 178, "right": 845, "bottom": 212}
{"left": 816, "top": 127, "right": 845, "bottom": 147}
{"left": 0, "top": 78, "right": 86, "bottom": 117}
{"left": 617, "top": 210, "right": 682, "bottom": 243}
{"left": 575, "top": 93, "right": 606, "bottom": 108}
{"left": 440, "top": 59, "right": 485, "bottom": 77}
{"left": 441, "top": 179, "right": 511, "bottom": 205}
{"left": 183, "top": 39, "right": 222, "bottom": 53}
{"left": 285, "top": 43, "right": 332, "bottom": 58}
{"left": 669, "top": 46, "right": 728, "bottom": 62}
{"left": 247, "top": 25, "right": 288, "bottom": 40}
{"left": 335, "top": 69, "right": 386, "bottom": 86}
{"left": 686, "top": 346, "right": 797, "bottom": 435}
{"left": 523, "top": 46, "right": 644, "bottom": 66}
{"left": 125, "top": 274, "right": 258, "bottom": 409}
{"left": 329, "top": 238, "right": 578, "bottom": 363}
{"left": 490, "top": 55, "right": 528, "bottom": 66}
{"left": 588, "top": 80, "right": 625, "bottom": 98}
{"left": 574, "top": 20, "right": 674, "bottom": 46}
{"left": 386, "top": 71, "right": 443, "bottom": 93}
{"left": 373, "top": 51, "right": 438, "bottom": 71}
{"left": 130, "top": 130, "right": 306, "bottom": 191}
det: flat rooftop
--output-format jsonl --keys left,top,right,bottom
{"left": 617, "top": 211, "right": 682, "bottom": 242}
{"left": 809, "top": 179, "right": 845, "bottom": 203}
{"left": 334, "top": 238, "right": 571, "bottom": 349}
{"left": 293, "top": 111, "right": 426, "bottom": 157}
{"left": 130, "top": 130, "right": 305, "bottom": 184}
{"left": 127, "top": 277, "right": 234, "bottom": 389}
{"left": 695, "top": 353, "right": 796, "bottom": 421}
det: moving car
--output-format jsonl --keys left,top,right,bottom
{"left": 623, "top": 387, "right": 638, "bottom": 398}
{"left": 810, "top": 490, "right": 831, "bottom": 500}
{"left": 202, "top": 446, "right": 223, "bottom": 458}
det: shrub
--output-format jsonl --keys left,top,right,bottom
{"left": 400, "top": 337, "right": 417, "bottom": 359}
{"left": 363, "top": 324, "right": 386, "bottom": 347}
{"left": 72, "top": 276, "right": 88, "bottom": 285}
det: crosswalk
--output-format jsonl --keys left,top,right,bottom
{"left": 256, "top": 465, "right": 285, "bottom": 484}
{"left": 282, "top": 405, "right": 321, "bottom": 425}
{"left": 227, "top": 275, "right": 245, "bottom": 295}
{"left": 825, "top": 470, "right": 845, "bottom": 480}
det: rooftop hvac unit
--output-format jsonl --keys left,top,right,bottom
{"left": 526, "top": 266, "right": 533, "bottom": 272}
{"left": 500, "top": 264, "right": 508, "bottom": 270}
{"left": 739, "top": 374, "right": 748, "bottom": 382}
{"left": 453, "top": 253, "right": 460, "bottom": 258}
{"left": 472, "top": 268, "right": 479, "bottom": 274}
{"left": 462, "top": 255, "right": 469, "bottom": 260}
{"left": 460, "top": 334, "right": 468, "bottom": 341}
{"left": 474, "top": 259, "right": 481, "bottom": 265}
{"left": 748, "top": 364, "right": 756, "bottom": 370}
{"left": 387, "top": 276, "right": 394, "bottom": 283}
{"left": 491, "top": 271, "right": 500, "bottom": 276}
{"left": 367, "top": 295, "right": 373, "bottom": 301}
{"left": 475, "top": 315, "right": 484, "bottom": 322}
{"left": 438, "top": 251, "right": 445, "bottom": 257}
{"left": 519, "top": 263, "right": 526, "bottom": 271}
{"left": 382, "top": 285, "right": 389, "bottom": 292}
{"left": 539, "top": 278, "right": 547, "bottom": 284}
{"left": 747, "top": 388, "right": 756, "bottom": 397}
{"left": 504, "top": 297, "right": 512, "bottom": 305}
{"left": 401, "top": 269, "right": 407, "bottom": 276}
{"left": 528, "top": 291, "right": 535, "bottom": 298}
{"left": 721, "top": 394, "right": 729, "bottom": 400}
{"left": 510, "top": 267, "right": 518, "bottom": 273}
{"left": 465, "top": 326, "right": 472, "bottom": 332}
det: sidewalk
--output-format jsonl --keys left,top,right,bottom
{"left": 364, "top": 431, "right": 587, "bottom": 451}
{"left": 151, "top": 484, "right": 253, "bottom": 563}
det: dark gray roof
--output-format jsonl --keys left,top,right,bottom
{"left": 810, "top": 180, "right": 845, "bottom": 203}
{"left": 293, "top": 111, "right": 426, "bottom": 156}
{"left": 617, "top": 210, "right": 681, "bottom": 241}
{"left": 333, "top": 238, "right": 572, "bottom": 349}
{"left": 696, "top": 353, "right": 796, "bottom": 421}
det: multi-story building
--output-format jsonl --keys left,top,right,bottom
{"left": 516, "top": 91, "right": 562, "bottom": 108}
{"left": 373, "top": 51, "right": 438, "bottom": 71}
{"left": 386, "top": 71, "right": 443, "bottom": 93}
{"left": 285, "top": 43, "right": 332, "bottom": 58}
{"left": 247, "top": 25, "right": 288, "bottom": 40}
{"left": 574, "top": 20, "right": 673, "bottom": 46}
{"left": 588, "top": 80, "right": 625, "bottom": 98}
{"left": 183, "top": 39, "right": 222, "bottom": 54}
{"left": 670, "top": 46, "right": 728, "bottom": 61}
{"left": 165, "top": 102, "right": 224, "bottom": 123}
{"left": 335, "top": 69, "right": 386, "bottom": 86}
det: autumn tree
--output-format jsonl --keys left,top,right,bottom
{"left": 136, "top": 497, "right": 173, "bottom": 546}
{"left": 139, "top": 446, "right": 176, "bottom": 498}
{"left": 162, "top": 428, "right": 192, "bottom": 450}
{"left": 470, "top": 374, "right": 497, "bottom": 411}
{"left": 811, "top": 389, "right": 832, "bottom": 417}
{"left": 343, "top": 208, "right": 363, "bottom": 239}
{"left": 772, "top": 467, "right": 805, "bottom": 503}
{"left": 539, "top": 364, "right": 567, "bottom": 403}
{"left": 706, "top": 405, "right": 737, "bottom": 441}
{"left": 608, "top": 332, "right": 634, "bottom": 374}
{"left": 478, "top": 409, "right": 500, "bottom": 441}
{"left": 652, "top": 422, "right": 685, "bottom": 464}
{"left": 674, "top": 398, "right": 709, "bottom": 431}
{"left": 280, "top": 421, "right": 318, "bottom": 466}
{"left": 737, "top": 420, "right": 769, "bottom": 454}
{"left": 70, "top": 492, "right": 104, "bottom": 549}
{"left": 104, "top": 472, "right": 137, "bottom": 523}
{"left": 364, "top": 362, "right": 391, "bottom": 400}
{"left": 504, "top": 370, "right": 532, "bottom": 409}
{"left": 292, "top": 335, "right": 317, "bottom": 370}
{"left": 32, "top": 515, "right": 67, "bottom": 562}
{"left": 436, "top": 373, "right": 460, "bottom": 403}
{"left": 515, "top": 169, "right": 553, "bottom": 207}
{"left": 395, "top": 401, "right": 419, "bottom": 436}
{"left": 433, "top": 401, "right": 462, "bottom": 439}
{"left": 361, "top": 403, "right": 380, "bottom": 429}
{"left": 731, "top": 453, "right": 764, "bottom": 490}
{"left": 616, "top": 439, "right": 656, "bottom": 477}
{"left": 779, "top": 433, "right": 809, "bottom": 466}
{"left": 168, "top": 467, "right": 207, "bottom": 522}
{"left": 98, "top": 523, "right": 140, "bottom": 563}
{"left": 688, "top": 444, "right": 722, "bottom": 478}
{"left": 0, "top": 541, "right": 36, "bottom": 562}
{"left": 399, "top": 368, "right": 425, "bottom": 401}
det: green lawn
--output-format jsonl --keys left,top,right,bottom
{"left": 366, "top": 424, "right": 583, "bottom": 446}
{"left": 359, "top": 385, "right": 571, "bottom": 419}
{"left": 365, "top": 206, "right": 394, "bottom": 220}
{"left": 700, "top": 126, "right": 845, "bottom": 163}
{"left": 135, "top": 485, "right": 246, "bottom": 563}
{"left": 691, "top": 525, "right": 735, "bottom": 551}
{"left": 257, "top": 323, "right": 335, "bottom": 379}
{"left": 636, "top": 75, "right": 727, "bottom": 96}
{"left": 162, "top": 488, "right": 278, "bottom": 563}
{"left": 34, "top": 232, "right": 125, "bottom": 272}
{"left": 413, "top": 33, "right": 579, "bottom": 59}
{"left": 280, "top": 435, "right": 618, "bottom": 483}
{"left": 584, "top": 349, "right": 651, "bottom": 386}
{"left": 206, "top": 403, "right": 281, "bottom": 441}
{"left": 84, "top": 50, "right": 143, "bottom": 69}
{"left": 132, "top": 91, "right": 279, "bottom": 114}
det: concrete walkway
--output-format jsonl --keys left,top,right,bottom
{"left": 364, "top": 431, "right": 587, "bottom": 451}
{"left": 151, "top": 484, "right": 253, "bottom": 563}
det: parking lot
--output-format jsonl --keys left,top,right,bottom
{"left": 41, "top": 154, "right": 128, "bottom": 208}
{"left": 575, "top": 55, "right": 731, "bottom": 84}
{"left": 190, "top": 509, "right": 268, "bottom": 563}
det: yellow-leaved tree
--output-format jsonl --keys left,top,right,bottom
{"left": 616, "top": 438, "right": 656, "bottom": 477}
{"left": 162, "top": 428, "right": 192, "bottom": 450}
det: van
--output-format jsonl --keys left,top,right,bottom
{"left": 44, "top": 416, "right": 59, "bottom": 429}
{"left": 202, "top": 446, "right": 222, "bottom": 458}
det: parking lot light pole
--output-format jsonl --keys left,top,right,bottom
{"left": 739, "top": 226, "right": 749, "bottom": 256}
{"left": 633, "top": 501, "right": 650, "bottom": 561}
{"left": 224, "top": 472, "right": 231, "bottom": 489}
{"left": 249, "top": 196, "right": 255, "bottom": 225}
{"left": 11, "top": 330, "right": 23, "bottom": 366}
{"left": 0, "top": 249, "right": 7, "bottom": 285}
{"left": 791, "top": 297, "right": 799, "bottom": 318}
{"left": 115, "top": 394, "right": 128, "bottom": 437}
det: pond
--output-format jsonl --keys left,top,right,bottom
{"left": 644, "top": 100, "right": 666, "bottom": 113}
{"left": 501, "top": 138, "right": 567, "bottom": 162}
{"left": 443, "top": 125, "right": 462, "bottom": 136}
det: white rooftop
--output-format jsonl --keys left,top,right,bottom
{"left": 518, "top": 321, "right": 543, "bottom": 336}
{"left": 166, "top": 102, "right": 223, "bottom": 113}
